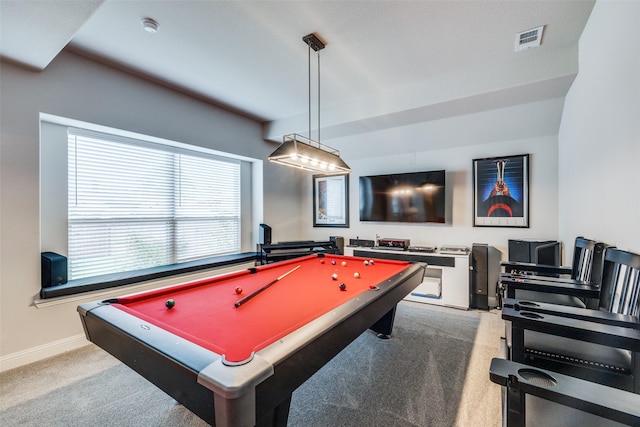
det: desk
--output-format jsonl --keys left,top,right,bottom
{"left": 78, "top": 254, "right": 425, "bottom": 427}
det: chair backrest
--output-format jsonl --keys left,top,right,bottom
{"left": 598, "top": 248, "right": 640, "bottom": 315}
{"left": 571, "top": 237, "right": 597, "bottom": 281}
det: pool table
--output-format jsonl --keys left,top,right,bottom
{"left": 78, "top": 254, "right": 426, "bottom": 427}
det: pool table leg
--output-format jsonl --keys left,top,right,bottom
{"left": 212, "top": 389, "right": 292, "bottom": 427}
{"left": 256, "top": 396, "right": 291, "bottom": 427}
{"left": 213, "top": 388, "right": 257, "bottom": 427}
{"left": 369, "top": 306, "right": 397, "bottom": 339}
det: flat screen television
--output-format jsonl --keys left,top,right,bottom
{"left": 359, "top": 170, "right": 446, "bottom": 223}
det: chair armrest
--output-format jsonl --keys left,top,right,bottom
{"left": 502, "top": 306, "right": 640, "bottom": 351}
{"left": 501, "top": 260, "right": 573, "bottom": 277}
{"left": 490, "top": 358, "right": 640, "bottom": 426}
{"left": 502, "top": 298, "right": 640, "bottom": 328}
{"left": 500, "top": 274, "right": 599, "bottom": 300}
{"left": 501, "top": 271, "right": 583, "bottom": 285}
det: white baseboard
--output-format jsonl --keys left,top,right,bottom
{"left": 3, "top": 263, "right": 255, "bottom": 373}
{"left": 0, "top": 333, "right": 89, "bottom": 373}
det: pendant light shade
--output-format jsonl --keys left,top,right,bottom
{"left": 268, "top": 33, "right": 350, "bottom": 174}
{"left": 268, "top": 133, "right": 350, "bottom": 175}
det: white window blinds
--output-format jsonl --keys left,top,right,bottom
{"left": 68, "top": 130, "right": 241, "bottom": 280}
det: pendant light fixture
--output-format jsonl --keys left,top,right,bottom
{"left": 268, "top": 33, "right": 350, "bottom": 175}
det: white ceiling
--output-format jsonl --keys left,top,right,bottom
{"left": 1, "top": 0, "right": 595, "bottom": 156}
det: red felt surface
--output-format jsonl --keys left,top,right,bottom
{"left": 113, "top": 254, "right": 410, "bottom": 363}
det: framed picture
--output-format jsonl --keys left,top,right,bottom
{"left": 473, "top": 154, "right": 529, "bottom": 227}
{"left": 313, "top": 174, "right": 349, "bottom": 227}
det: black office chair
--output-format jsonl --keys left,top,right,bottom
{"left": 501, "top": 237, "right": 609, "bottom": 308}
{"left": 503, "top": 248, "right": 640, "bottom": 391}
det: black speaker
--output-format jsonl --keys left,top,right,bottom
{"left": 330, "top": 236, "right": 344, "bottom": 255}
{"left": 41, "top": 252, "right": 68, "bottom": 288}
{"left": 508, "top": 239, "right": 559, "bottom": 265}
{"left": 469, "top": 244, "right": 502, "bottom": 310}
{"left": 259, "top": 224, "right": 272, "bottom": 245}
{"left": 534, "top": 242, "right": 561, "bottom": 266}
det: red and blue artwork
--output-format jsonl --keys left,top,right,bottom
{"left": 474, "top": 154, "right": 529, "bottom": 227}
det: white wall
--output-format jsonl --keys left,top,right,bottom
{"left": 0, "top": 51, "right": 302, "bottom": 368}
{"left": 558, "top": 0, "right": 640, "bottom": 255}
{"left": 304, "top": 111, "right": 560, "bottom": 258}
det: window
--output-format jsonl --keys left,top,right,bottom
{"left": 67, "top": 129, "right": 241, "bottom": 280}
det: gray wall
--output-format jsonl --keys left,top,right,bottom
{"left": 0, "top": 51, "right": 303, "bottom": 367}
{"left": 558, "top": 1, "right": 640, "bottom": 256}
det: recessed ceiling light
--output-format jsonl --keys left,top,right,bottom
{"left": 141, "top": 18, "right": 159, "bottom": 34}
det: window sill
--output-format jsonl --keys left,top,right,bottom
{"left": 38, "top": 252, "right": 258, "bottom": 300}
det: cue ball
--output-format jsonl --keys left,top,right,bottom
{"left": 341, "top": 261, "right": 347, "bottom": 267}
{"left": 235, "top": 286, "right": 243, "bottom": 295}
{"left": 363, "top": 260, "right": 369, "bottom": 266}
{"left": 354, "top": 272, "right": 360, "bottom": 278}
{"left": 331, "top": 260, "right": 336, "bottom": 265}
{"left": 332, "top": 273, "right": 338, "bottom": 280}
{"left": 339, "top": 283, "right": 347, "bottom": 291}
{"left": 165, "top": 299, "right": 175, "bottom": 309}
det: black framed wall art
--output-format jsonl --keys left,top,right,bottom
{"left": 473, "top": 154, "right": 529, "bottom": 227}
{"left": 313, "top": 174, "right": 349, "bottom": 227}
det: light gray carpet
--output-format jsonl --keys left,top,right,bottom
{"left": 0, "top": 302, "right": 503, "bottom": 426}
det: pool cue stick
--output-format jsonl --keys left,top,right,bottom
{"left": 234, "top": 265, "right": 301, "bottom": 308}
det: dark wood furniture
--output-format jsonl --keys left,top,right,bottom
{"left": 503, "top": 248, "right": 640, "bottom": 391}
{"left": 501, "top": 237, "right": 609, "bottom": 308}
{"left": 490, "top": 358, "right": 640, "bottom": 426}
{"left": 257, "top": 240, "right": 340, "bottom": 265}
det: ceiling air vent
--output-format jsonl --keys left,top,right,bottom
{"left": 514, "top": 26, "right": 544, "bottom": 52}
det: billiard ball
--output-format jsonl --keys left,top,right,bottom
{"left": 320, "top": 259, "right": 325, "bottom": 264}
{"left": 339, "top": 283, "right": 347, "bottom": 291}
{"left": 235, "top": 286, "right": 243, "bottom": 295}
{"left": 341, "top": 261, "right": 347, "bottom": 267}
{"left": 369, "top": 259, "right": 375, "bottom": 265}
{"left": 353, "top": 272, "right": 360, "bottom": 278}
{"left": 331, "top": 260, "right": 337, "bottom": 265}
{"left": 165, "top": 299, "right": 175, "bottom": 309}
{"left": 363, "top": 260, "right": 369, "bottom": 266}
{"left": 331, "top": 273, "right": 338, "bottom": 280}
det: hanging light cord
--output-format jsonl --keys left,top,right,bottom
{"left": 317, "top": 51, "right": 321, "bottom": 143}
{"left": 308, "top": 44, "right": 311, "bottom": 141}
{"left": 307, "top": 43, "right": 322, "bottom": 144}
